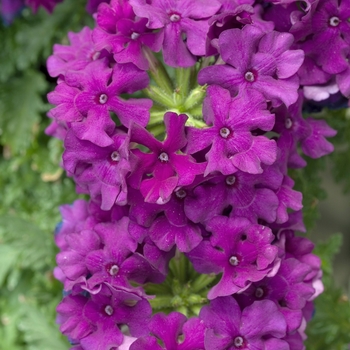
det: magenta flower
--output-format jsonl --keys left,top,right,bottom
{"left": 198, "top": 24, "right": 304, "bottom": 107}
{"left": 129, "top": 112, "right": 205, "bottom": 204}
{"left": 63, "top": 129, "right": 134, "bottom": 210}
{"left": 187, "top": 217, "right": 279, "bottom": 299}
{"left": 129, "top": 0, "right": 221, "bottom": 67}
{"left": 186, "top": 85, "right": 276, "bottom": 175}
{"left": 93, "top": 0, "right": 164, "bottom": 70}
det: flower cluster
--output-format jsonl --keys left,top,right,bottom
{"left": 48, "top": 0, "right": 341, "bottom": 349}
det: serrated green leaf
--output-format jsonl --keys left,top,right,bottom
{"left": 0, "top": 70, "right": 47, "bottom": 154}
{"left": 0, "top": 245, "right": 20, "bottom": 286}
{"left": 18, "top": 304, "right": 68, "bottom": 350}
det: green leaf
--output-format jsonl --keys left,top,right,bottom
{"left": 0, "top": 70, "right": 47, "bottom": 154}
{"left": 18, "top": 304, "right": 69, "bottom": 350}
{"left": 0, "top": 245, "right": 20, "bottom": 286}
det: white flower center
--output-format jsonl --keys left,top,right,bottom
{"left": 285, "top": 118, "right": 293, "bottom": 129}
{"left": 220, "top": 127, "right": 231, "bottom": 138}
{"left": 110, "top": 151, "right": 120, "bottom": 162}
{"left": 104, "top": 305, "right": 114, "bottom": 316}
{"left": 131, "top": 32, "right": 140, "bottom": 40}
{"left": 229, "top": 255, "right": 239, "bottom": 266}
{"left": 329, "top": 16, "right": 340, "bottom": 27}
{"left": 170, "top": 14, "right": 181, "bottom": 22}
{"left": 234, "top": 336, "right": 244, "bottom": 347}
{"left": 109, "top": 264, "right": 119, "bottom": 276}
{"left": 244, "top": 71, "right": 255, "bottom": 82}
{"left": 159, "top": 152, "right": 169, "bottom": 162}
{"left": 99, "top": 93, "right": 108, "bottom": 104}
{"left": 226, "top": 175, "right": 236, "bottom": 186}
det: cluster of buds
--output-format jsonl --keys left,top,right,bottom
{"left": 47, "top": 0, "right": 343, "bottom": 349}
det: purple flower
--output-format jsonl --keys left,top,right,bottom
{"left": 187, "top": 217, "right": 279, "bottom": 299}
{"left": 93, "top": 0, "right": 164, "bottom": 70}
{"left": 200, "top": 297, "right": 288, "bottom": 350}
{"left": 84, "top": 218, "right": 164, "bottom": 294}
{"left": 129, "top": 112, "right": 205, "bottom": 204}
{"left": 86, "top": 0, "right": 108, "bottom": 14}
{"left": 130, "top": 312, "right": 205, "bottom": 350}
{"left": 198, "top": 24, "right": 304, "bottom": 107}
{"left": 186, "top": 85, "right": 276, "bottom": 175}
{"left": 236, "top": 258, "right": 315, "bottom": 332}
{"left": 129, "top": 0, "right": 221, "bottom": 67}
{"left": 63, "top": 129, "right": 134, "bottom": 210}
{"left": 184, "top": 168, "right": 282, "bottom": 224}
{"left": 299, "top": 0, "right": 350, "bottom": 75}
{"left": 57, "top": 284, "right": 151, "bottom": 349}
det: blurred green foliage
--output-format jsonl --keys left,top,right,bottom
{"left": 0, "top": 1, "right": 350, "bottom": 349}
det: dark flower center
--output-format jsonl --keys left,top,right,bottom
{"left": 226, "top": 175, "right": 236, "bottom": 186}
{"left": 99, "top": 93, "right": 108, "bottom": 104}
{"left": 255, "top": 286, "right": 265, "bottom": 299}
{"left": 329, "top": 16, "right": 340, "bottom": 27}
{"left": 110, "top": 151, "right": 120, "bottom": 162}
{"left": 175, "top": 189, "right": 187, "bottom": 199}
{"left": 159, "top": 152, "right": 169, "bottom": 162}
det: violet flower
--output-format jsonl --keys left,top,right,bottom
{"left": 198, "top": 24, "right": 304, "bottom": 107}
{"left": 129, "top": 0, "right": 221, "bottom": 67}
{"left": 186, "top": 85, "right": 276, "bottom": 175}
{"left": 200, "top": 297, "right": 289, "bottom": 350}
{"left": 129, "top": 112, "right": 205, "bottom": 204}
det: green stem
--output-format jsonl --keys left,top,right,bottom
{"left": 143, "top": 85, "right": 176, "bottom": 108}
{"left": 143, "top": 47, "right": 174, "bottom": 95}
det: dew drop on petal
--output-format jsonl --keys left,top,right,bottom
{"left": 111, "top": 151, "right": 120, "bottom": 162}
{"left": 220, "top": 127, "right": 231, "bottom": 138}
{"left": 104, "top": 305, "right": 114, "bottom": 316}
{"left": 229, "top": 256, "right": 239, "bottom": 266}
{"left": 159, "top": 152, "right": 169, "bottom": 162}
{"left": 99, "top": 93, "right": 108, "bottom": 104}
{"left": 226, "top": 175, "right": 236, "bottom": 186}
